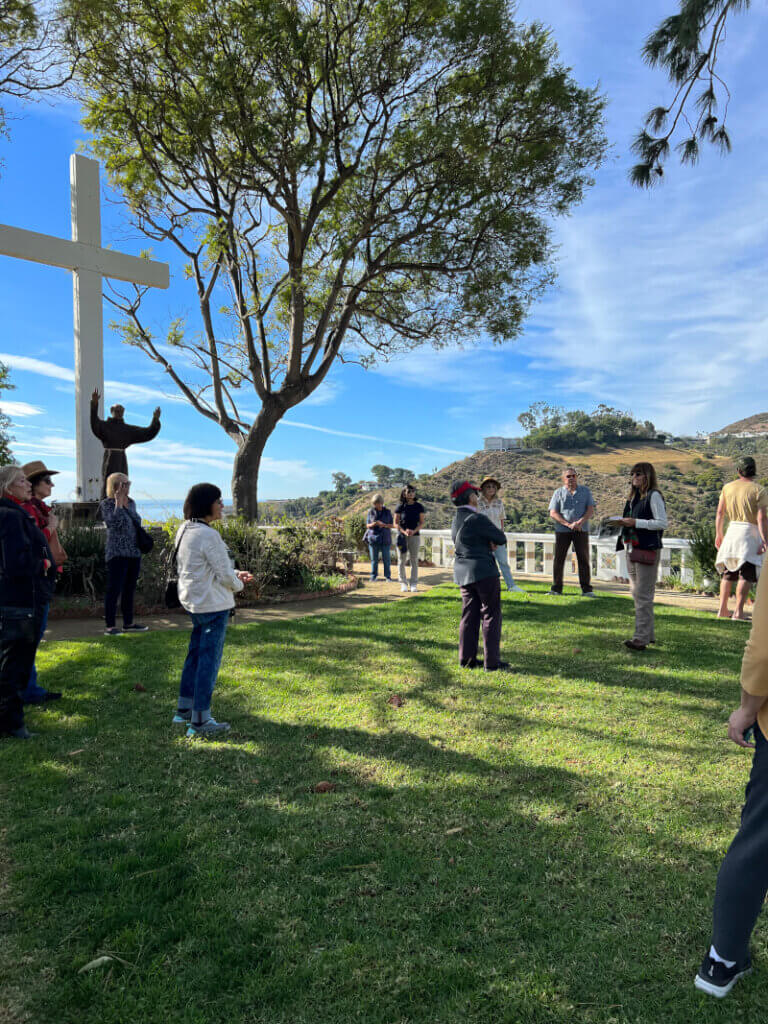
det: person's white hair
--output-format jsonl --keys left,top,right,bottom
{"left": 0, "top": 464, "right": 23, "bottom": 496}
{"left": 372, "top": 492, "right": 384, "bottom": 505}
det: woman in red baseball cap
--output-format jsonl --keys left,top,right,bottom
{"left": 450, "top": 480, "right": 510, "bottom": 672}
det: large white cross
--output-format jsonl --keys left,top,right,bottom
{"left": 0, "top": 154, "right": 169, "bottom": 502}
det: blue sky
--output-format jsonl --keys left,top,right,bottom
{"left": 1, "top": 0, "right": 767, "bottom": 503}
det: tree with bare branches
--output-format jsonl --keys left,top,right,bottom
{"left": 63, "top": 0, "right": 606, "bottom": 519}
{"left": 631, "top": 0, "right": 750, "bottom": 186}
{"left": 0, "top": 1, "right": 74, "bottom": 151}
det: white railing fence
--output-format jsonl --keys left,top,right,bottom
{"left": 257, "top": 525, "right": 694, "bottom": 584}
{"left": 417, "top": 530, "right": 693, "bottom": 584}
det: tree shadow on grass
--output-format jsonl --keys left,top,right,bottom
{"left": 1, "top": 697, "right": 751, "bottom": 1024}
{"left": 3, "top": 590, "right": 756, "bottom": 1021}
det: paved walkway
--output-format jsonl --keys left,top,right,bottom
{"left": 44, "top": 563, "right": 737, "bottom": 642}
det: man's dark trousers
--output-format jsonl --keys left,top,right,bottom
{"left": 459, "top": 574, "right": 501, "bottom": 668}
{"left": 552, "top": 531, "right": 592, "bottom": 593}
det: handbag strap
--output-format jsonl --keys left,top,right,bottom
{"left": 170, "top": 523, "right": 190, "bottom": 568}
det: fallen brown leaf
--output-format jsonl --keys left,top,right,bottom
{"left": 133, "top": 683, "right": 147, "bottom": 693}
{"left": 313, "top": 781, "right": 336, "bottom": 793}
{"left": 387, "top": 694, "right": 405, "bottom": 707}
{"left": 68, "top": 749, "right": 85, "bottom": 756}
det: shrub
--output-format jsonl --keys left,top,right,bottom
{"left": 343, "top": 513, "right": 368, "bottom": 553}
{"left": 688, "top": 519, "right": 718, "bottom": 584}
{"left": 57, "top": 523, "right": 107, "bottom": 600}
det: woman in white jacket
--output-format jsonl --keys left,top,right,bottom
{"left": 172, "top": 483, "right": 252, "bottom": 737}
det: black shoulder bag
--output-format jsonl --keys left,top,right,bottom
{"left": 134, "top": 520, "right": 155, "bottom": 555}
{"left": 164, "top": 525, "right": 188, "bottom": 609}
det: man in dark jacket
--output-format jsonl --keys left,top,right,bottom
{"left": 451, "top": 479, "right": 509, "bottom": 671}
{"left": 0, "top": 465, "right": 57, "bottom": 739}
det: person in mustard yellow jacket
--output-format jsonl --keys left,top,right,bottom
{"left": 695, "top": 566, "right": 768, "bottom": 997}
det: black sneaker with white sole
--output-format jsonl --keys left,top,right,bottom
{"left": 694, "top": 954, "right": 752, "bottom": 998}
{"left": 123, "top": 623, "right": 149, "bottom": 632}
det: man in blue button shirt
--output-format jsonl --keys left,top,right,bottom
{"left": 548, "top": 468, "right": 596, "bottom": 597}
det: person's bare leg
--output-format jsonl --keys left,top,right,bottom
{"left": 718, "top": 578, "right": 733, "bottom": 618}
{"left": 734, "top": 578, "right": 751, "bottom": 620}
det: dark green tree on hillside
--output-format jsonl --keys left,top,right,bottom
{"left": 63, "top": 0, "right": 607, "bottom": 519}
{"left": 518, "top": 403, "right": 656, "bottom": 449}
{"left": 631, "top": 0, "right": 750, "bottom": 186}
{"left": 332, "top": 472, "right": 352, "bottom": 493}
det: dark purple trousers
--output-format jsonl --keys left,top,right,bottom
{"left": 459, "top": 574, "right": 502, "bottom": 668}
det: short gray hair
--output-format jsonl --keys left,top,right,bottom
{"left": 372, "top": 492, "right": 384, "bottom": 505}
{"left": 0, "top": 464, "right": 23, "bottom": 496}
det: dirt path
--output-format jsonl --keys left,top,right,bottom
{"left": 43, "top": 563, "right": 735, "bottom": 642}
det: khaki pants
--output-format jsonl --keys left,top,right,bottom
{"left": 626, "top": 549, "right": 660, "bottom": 644}
{"left": 398, "top": 535, "right": 421, "bottom": 586}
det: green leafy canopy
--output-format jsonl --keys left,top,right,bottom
{"left": 63, "top": 0, "right": 606, "bottom": 516}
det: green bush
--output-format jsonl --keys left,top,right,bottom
{"left": 688, "top": 518, "right": 718, "bottom": 584}
{"left": 55, "top": 518, "right": 348, "bottom": 604}
{"left": 343, "top": 512, "right": 368, "bottom": 553}
{"left": 57, "top": 523, "right": 107, "bottom": 600}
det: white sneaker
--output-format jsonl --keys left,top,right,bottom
{"left": 509, "top": 584, "right": 527, "bottom": 594}
{"left": 410, "top": 585, "right": 417, "bottom": 592}
{"left": 400, "top": 583, "right": 409, "bottom": 592}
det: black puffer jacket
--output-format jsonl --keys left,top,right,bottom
{"left": 0, "top": 498, "right": 56, "bottom": 608}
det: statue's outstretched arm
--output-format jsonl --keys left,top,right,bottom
{"left": 123, "top": 416, "right": 161, "bottom": 446}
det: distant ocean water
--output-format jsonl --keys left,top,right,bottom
{"left": 134, "top": 499, "right": 186, "bottom": 523}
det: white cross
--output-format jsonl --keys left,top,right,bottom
{"left": 0, "top": 154, "right": 169, "bottom": 502}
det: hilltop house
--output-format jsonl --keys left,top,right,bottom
{"left": 484, "top": 436, "right": 523, "bottom": 452}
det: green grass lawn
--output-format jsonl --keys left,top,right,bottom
{"left": 0, "top": 584, "right": 760, "bottom": 1023}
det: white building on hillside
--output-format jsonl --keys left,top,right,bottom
{"left": 484, "top": 436, "right": 523, "bottom": 452}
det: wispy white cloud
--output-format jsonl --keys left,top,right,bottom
{"left": 0, "top": 354, "right": 74, "bottom": 382}
{"left": 279, "top": 419, "right": 470, "bottom": 457}
{"left": 0, "top": 400, "right": 43, "bottom": 417}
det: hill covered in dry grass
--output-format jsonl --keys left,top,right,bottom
{"left": 269, "top": 440, "right": 768, "bottom": 537}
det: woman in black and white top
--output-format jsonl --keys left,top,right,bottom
{"left": 172, "top": 483, "right": 252, "bottom": 738}
{"left": 617, "top": 462, "right": 668, "bottom": 651}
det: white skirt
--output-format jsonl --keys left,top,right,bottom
{"left": 716, "top": 521, "right": 763, "bottom": 576}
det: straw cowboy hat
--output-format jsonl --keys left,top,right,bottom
{"left": 479, "top": 475, "right": 501, "bottom": 490}
{"left": 21, "top": 460, "right": 59, "bottom": 479}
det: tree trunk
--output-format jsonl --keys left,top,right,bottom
{"left": 231, "top": 402, "right": 284, "bottom": 520}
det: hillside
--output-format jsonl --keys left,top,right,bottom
{"left": 717, "top": 412, "right": 768, "bottom": 435}
{"left": 266, "top": 441, "right": 768, "bottom": 536}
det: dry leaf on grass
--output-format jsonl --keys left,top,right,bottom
{"left": 313, "top": 781, "right": 336, "bottom": 793}
{"left": 445, "top": 827, "right": 464, "bottom": 836}
{"left": 77, "top": 952, "right": 133, "bottom": 973}
{"left": 133, "top": 683, "right": 147, "bottom": 693}
{"left": 387, "top": 694, "right": 405, "bottom": 707}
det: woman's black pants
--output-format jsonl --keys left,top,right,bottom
{"left": 0, "top": 607, "right": 42, "bottom": 735}
{"left": 104, "top": 556, "right": 141, "bottom": 628}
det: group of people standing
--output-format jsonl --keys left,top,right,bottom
{"left": 0, "top": 457, "right": 251, "bottom": 741}
{"left": 448, "top": 460, "right": 668, "bottom": 668}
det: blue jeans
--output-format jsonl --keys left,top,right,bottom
{"left": 179, "top": 609, "right": 230, "bottom": 720}
{"left": 368, "top": 542, "right": 391, "bottom": 580}
{"left": 493, "top": 545, "right": 516, "bottom": 590}
{"left": 20, "top": 602, "right": 50, "bottom": 702}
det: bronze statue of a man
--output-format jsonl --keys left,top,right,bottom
{"left": 90, "top": 389, "right": 162, "bottom": 497}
